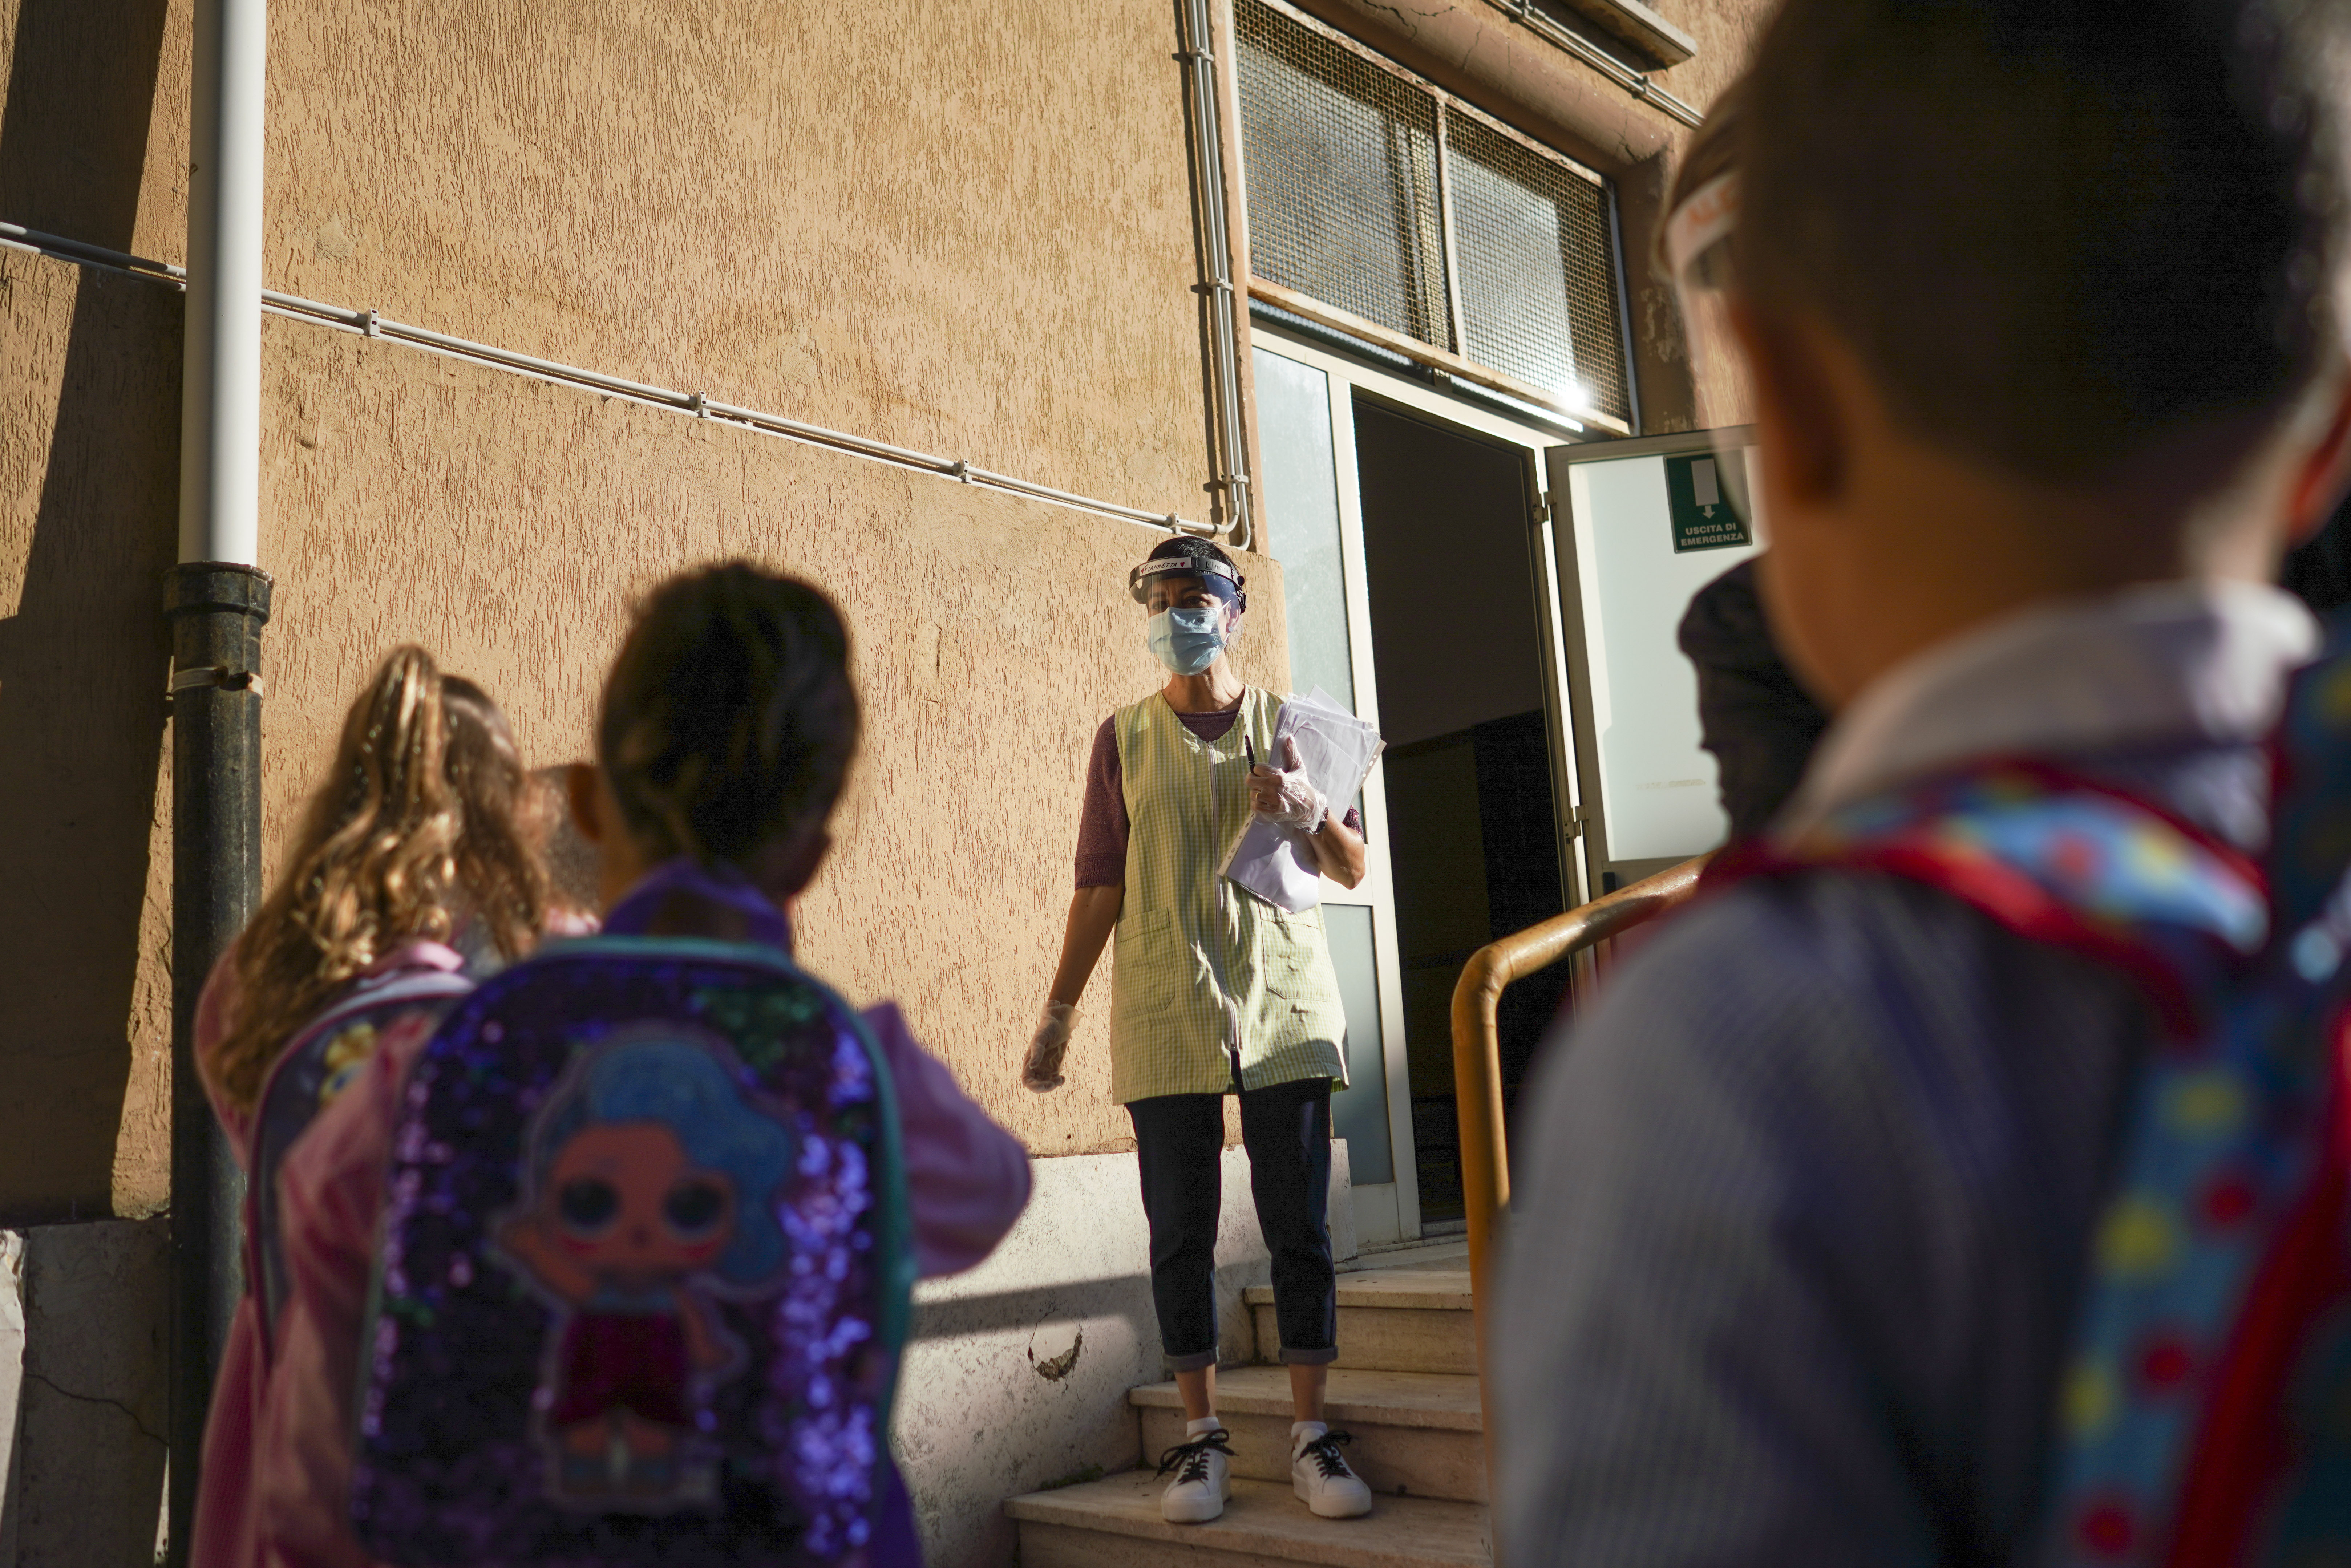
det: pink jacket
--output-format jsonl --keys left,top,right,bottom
{"left": 190, "top": 945, "right": 1032, "bottom": 1568}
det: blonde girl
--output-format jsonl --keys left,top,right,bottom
{"left": 188, "top": 645, "right": 547, "bottom": 1568}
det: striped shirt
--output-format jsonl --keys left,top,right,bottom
{"left": 1496, "top": 583, "right": 2316, "bottom": 1566}
{"left": 1107, "top": 688, "right": 1350, "bottom": 1103}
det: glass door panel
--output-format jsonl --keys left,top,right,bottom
{"left": 1544, "top": 429, "right": 1763, "bottom": 891}
{"left": 1322, "top": 904, "right": 1391, "bottom": 1185}
{"left": 1255, "top": 342, "right": 1415, "bottom": 1241}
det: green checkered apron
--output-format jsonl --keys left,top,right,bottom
{"left": 1108, "top": 688, "right": 1350, "bottom": 1104}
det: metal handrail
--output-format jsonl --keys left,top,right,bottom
{"left": 1447, "top": 852, "right": 1711, "bottom": 1545}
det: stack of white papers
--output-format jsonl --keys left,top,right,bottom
{"left": 1222, "top": 688, "right": 1387, "bottom": 913}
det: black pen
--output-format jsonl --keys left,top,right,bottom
{"left": 1244, "top": 736, "right": 1258, "bottom": 769}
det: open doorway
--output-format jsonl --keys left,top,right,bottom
{"left": 1351, "top": 398, "right": 1573, "bottom": 1224}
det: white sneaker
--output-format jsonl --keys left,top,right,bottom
{"left": 1291, "top": 1427, "right": 1373, "bottom": 1519}
{"left": 1157, "top": 1428, "right": 1233, "bottom": 1524}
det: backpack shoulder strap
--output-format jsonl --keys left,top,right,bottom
{"left": 1707, "top": 760, "right": 2268, "bottom": 1032}
{"left": 244, "top": 965, "right": 473, "bottom": 1363}
{"left": 2265, "top": 624, "right": 2351, "bottom": 941}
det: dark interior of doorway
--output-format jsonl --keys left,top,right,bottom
{"left": 1352, "top": 398, "right": 1572, "bottom": 1224}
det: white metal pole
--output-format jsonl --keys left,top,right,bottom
{"left": 179, "top": 0, "right": 266, "bottom": 567}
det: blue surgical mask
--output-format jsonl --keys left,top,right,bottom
{"left": 1146, "top": 606, "right": 1227, "bottom": 676}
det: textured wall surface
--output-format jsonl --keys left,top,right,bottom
{"left": 255, "top": 321, "right": 1291, "bottom": 1159}
{"left": 0, "top": 0, "right": 1238, "bottom": 1217}
{"left": 1649, "top": 0, "right": 1773, "bottom": 431}
{"left": 0, "top": 256, "right": 181, "bottom": 1223}
{"left": 0, "top": 0, "right": 193, "bottom": 1224}
{"left": 262, "top": 0, "right": 1207, "bottom": 520}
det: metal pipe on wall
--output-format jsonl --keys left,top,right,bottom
{"left": 1176, "top": 0, "right": 1256, "bottom": 550}
{"left": 168, "top": 0, "right": 272, "bottom": 1558}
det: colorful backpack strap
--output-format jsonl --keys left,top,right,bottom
{"left": 2140, "top": 628, "right": 2351, "bottom": 1566}
{"left": 1707, "top": 758, "right": 2269, "bottom": 1031}
{"left": 243, "top": 961, "right": 473, "bottom": 1364}
{"left": 1705, "top": 723, "right": 2351, "bottom": 1564}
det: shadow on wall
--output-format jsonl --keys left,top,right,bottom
{"left": 0, "top": 0, "right": 181, "bottom": 1224}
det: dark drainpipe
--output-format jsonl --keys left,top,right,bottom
{"left": 163, "top": 566, "right": 270, "bottom": 1561}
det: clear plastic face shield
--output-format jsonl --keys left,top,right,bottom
{"left": 1130, "top": 554, "right": 1245, "bottom": 676}
{"left": 1665, "top": 173, "right": 1758, "bottom": 522}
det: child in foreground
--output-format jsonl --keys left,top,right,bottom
{"left": 1498, "top": 1, "right": 2351, "bottom": 1564}
{"left": 218, "top": 567, "right": 1031, "bottom": 1565}
{"left": 191, "top": 647, "right": 550, "bottom": 1567}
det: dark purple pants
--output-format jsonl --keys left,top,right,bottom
{"left": 1127, "top": 1074, "right": 1337, "bottom": 1371}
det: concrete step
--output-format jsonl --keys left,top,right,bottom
{"left": 1247, "top": 1269, "right": 1476, "bottom": 1376}
{"left": 1007, "top": 1471, "right": 1489, "bottom": 1568}
{"left": 1132, "top": 1365, "right": 1485, "bottom": 1503}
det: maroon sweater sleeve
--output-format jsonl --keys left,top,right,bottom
{"left": 1073, "top": 717, "right": 1128, "bottom": 889}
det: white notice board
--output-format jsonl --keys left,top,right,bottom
{"left": 1546, "top": 428, "right": 1763, "bottom": 887}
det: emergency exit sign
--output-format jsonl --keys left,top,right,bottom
{"left": 1667, "top": 450, "right": 1752, "bottom": 553}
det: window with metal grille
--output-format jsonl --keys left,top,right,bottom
{"left": 1233, "top": 0, "right": 1633, "bottom": 431}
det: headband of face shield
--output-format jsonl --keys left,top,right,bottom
{"left": 1129, "top": 551, "right": 1245, "bottom": 609}
{"left": 1664, "top": 173, "right": 1757, "bottom": 524}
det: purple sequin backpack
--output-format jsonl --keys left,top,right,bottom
{"left": 349, "top": 884, "right": 911, "bottom": 1565}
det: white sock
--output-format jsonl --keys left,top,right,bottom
{"left": 1187, "top": 1415, "right": 1222, "bottom": 1439}
{"left": 1291, "top": 1420, "right": 1328, "bottom": 1447}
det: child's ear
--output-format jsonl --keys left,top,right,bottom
{"left": 2286, "top": 361, "right": 2351, "bottom": 547}
{"left": 566, "top": 762, "right": 604, "bottom": 844}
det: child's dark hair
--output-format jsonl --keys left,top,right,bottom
{"left": 598, "top": 563, "right": 861, "bottom": 867}
{"left": 1739, "top": 0, "right": 2348, "bottom": 483}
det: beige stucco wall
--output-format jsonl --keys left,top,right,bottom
{"left": 262, "top": 0, "right": 1206, "bottom": 512}
{"left": 255, "top": 321, "right": 1290, "bottom": 1165}
{"left": 0, "top": 0, "right": 1250, "bottom": 1219}
{"left": 0, "top": 255, "right": 181, "bottom": 1223}
{"left": 0, "top": 0, "right": 194, "bottom": 1224}
{"left": 1649, "top": 0, "right": 1772, "bottom": 430}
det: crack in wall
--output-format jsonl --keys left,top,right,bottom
{"left": 22, "top": 1370, "right": 163, "bottom": 1448}
{"left": 1357, "top": 0, "right": 1460, "bottom": 40}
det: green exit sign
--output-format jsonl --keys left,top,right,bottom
{"left": 1667, "top": 450, "right": 1752, "bottom": 553}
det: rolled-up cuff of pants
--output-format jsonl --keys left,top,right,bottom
{"left": 1278, "top": 1345, "right": 1338, "bottom": 1366}
{"left": 1164, "top": 1346, "right": 1219, "bottom": 1373}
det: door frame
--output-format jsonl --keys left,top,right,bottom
{"left": 1543, "top": 427, "right": 1758, "bottom": 898}
{"left": 1252, "top": 318, "right": 1593, "bottom": 1242}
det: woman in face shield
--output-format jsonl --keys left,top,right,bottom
{"left": 1023, "top": 536, "right": 1376, "bottom": 1527}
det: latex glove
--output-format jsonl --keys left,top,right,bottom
{"left": 1024, "top": 1000, "right": 1075, "bottom": 1091}
{"left": 1248, "top": 735, "right": 1326, "bottom": 831}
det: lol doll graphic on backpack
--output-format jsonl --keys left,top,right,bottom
{"left": 348, "top": 925, "right": 912, "bottom": 1565}
{"left": 496, "top": 1032, "right": 797, "bottom": 1509}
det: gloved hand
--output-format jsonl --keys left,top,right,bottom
{"left": 1248, "top": 736, "right": 1326, "bottom": 832}
{"left": 1024, "top": 1000, "right": 1076, "bottom": 1091}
